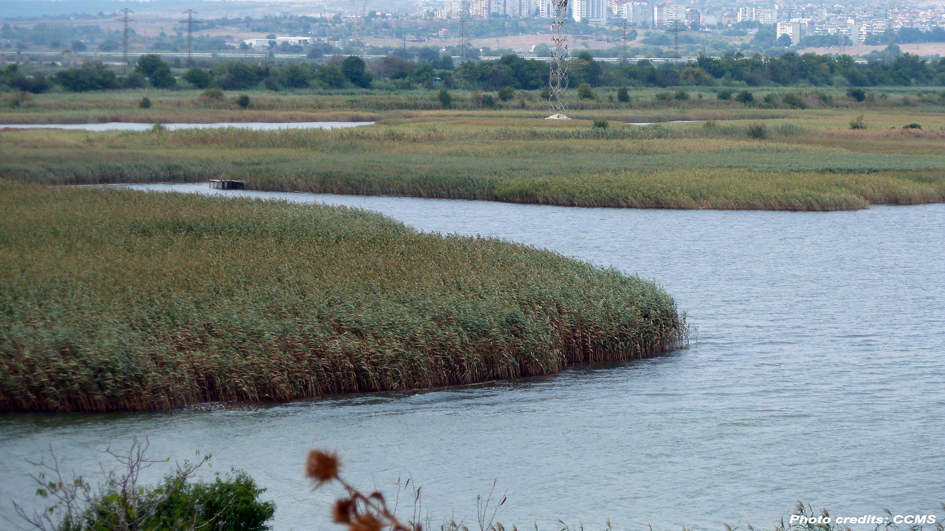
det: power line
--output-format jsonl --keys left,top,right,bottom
{"left": 460, "top": 0, "right": 470, "bottom": 64}
{"left": 548, "top": 0, "right": 570, "bottom": 117}
{"left": 116, "top": 8, "right": 135, "bottom": 74}
{"left": 622, "top": 19, "right": 628, "bottom": 64}
{"left": 673, "top": 19, "right": 680, "bottom": 59}
{"left": 350, "top": 0, "right": 366, "bottom": 57}
{"left": 836, "top": 8, "right": 844, "bottom": 55}
{"left": 181, "top": 10, "right": 199, "bottom": 66}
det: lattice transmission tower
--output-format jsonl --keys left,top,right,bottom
{"left": 181, "top": 10, "right": 199, "bottom": 65}
{"left": 673, "top": 19, "right": 680, "bottom": 59}
{"left": 548, "top": 0, "right": 570, "bottom": 117}
{"left": 836, "top": 8, "right": 845, "bottom": 55}
{"left": 117, "top": 8, "right": 135, "bottom": 74}
{"left": 887, "top": 0, "right": 896, "bottom": 61}
{"left": 350, "top": 0, "right": 367, "bottom": 56}
{"left": 459, "top": 0, "right": 471, "bottom": 64}
{"left": 621, "top": 19, "right": 628, "bottom": 64}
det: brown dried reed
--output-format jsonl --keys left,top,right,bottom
{"left": 306, "top": 449, "right": 414, "bottom": 531}
{"left": 0, "top": 181, "right": 687, "bottom": 412}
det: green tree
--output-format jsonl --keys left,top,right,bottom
{"left": 283, "top": 63, "right": 314, "bottom": 88}
{"left": 340, "top": 56, "right": 372, "bottom": 88}
{"left": 617, "top": 86, "right": 630, "bottom": 102}
{"left": 437, "top": 87, "right": 452, "bottom": 108}
{"left": 572, "top": 51, "right": 603, "bottom": 86}
{"left": 54, "top": 62, "right": 121, "bottom": 92}
{"left": 182, "top": 67, "right": 211, "bottom": 89}
{"left": 136, "top": 54, "right": 176, "bottom": 89}
{"left": 577, "top": 82, "right": 595, "bottom": 99}
{"left": 316, "top": 64, "right": 346, "bottom": 88}
{"left": 736, "top": 90, "right": 754, "bottom": 104}
{"left": 224, "top": 62, "right": 260, "bottom": 90}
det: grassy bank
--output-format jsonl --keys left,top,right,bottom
{"left": 0, "top": 180, "right": 687, "bottom": 412}
{"left": 3, "top": 109, "right": 945, "bottom": 210}
{"left": 0, "top": 86, "right": 942, "bottom": 124}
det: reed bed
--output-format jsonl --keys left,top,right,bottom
{"left": 3, "top": 111, "right": 945, "bottom": 210}
{"left": 0, "top": 180, "right": 687, "bottom": 412}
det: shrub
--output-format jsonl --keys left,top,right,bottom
{"left": 182, "top": 67, "right": 212, "bottom": 89}
{"left": 736, "top": 90, "right": 754, "bottom": 105}
{"left": 617, "top": 86, "right": 630, "bottom": 103}
{"left": 654, "top": 92, "right": 671, "bottom": 101}
{"left": 54, "top": 62, "right": 121, "bottom": 92}
{"left": 847, "top": 87, "right": 866, "bottom": 102}
{"left": 154, "top": 470, "right": 275, "bottom": 531}
{"left": 340, "top": 55, "right": 372, "bottom": 88}
{"left": 135, "top": 54, "right": 176, "bottom": 89}
{"left": 577, "top": 82, "right": 595, "bottom": 100}
{"left": 139, "top": 96, "right": 152, "bottom": 109}
{"left": 235, "top": 94, "right": 251, "bottom": 108}
{"left": 19, "top": 439, "right": 276, "bottom": 531}
{"left": 592, "top": 119, "right": 609, "bottom": 129}
{"left": 201, "top": 87, "right": 225, "bottom": 100}
{"left": 746, "top": 123, "right": 768, "bottom": 139}
{"left": 716, "top": 89, "right": 732, "bottom": 100}
{"left": 316, "top": 64, "right": 346, "bottom": 89}
{"left": 437, "top": 87, "right": 452, "bottom": 108}
{"left": 849, "top": 114, "right": 866, "bottom": 130}
{"left": 780, "top": 93, "right": 807, "bottom": 109}
{"left": 471, "top": 92, "right": 496, "bottom": 108}
{"left": 675, "top": 89, "right": 690, "bottom": 100}
{"left": 497, "top": 86, "right": 515, "bottom": 101}
{"left": 123, "top": 72, "right": 146, "bottom": 89}
{"left": 1, "top": 91, "right": 32, "bottom": 108}
{"left": 903, "top": 123, "right": 922, "bottom": 130}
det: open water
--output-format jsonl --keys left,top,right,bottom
{"left": 2, "top": 184, "right": 943, "bottom": 531}
{"left": 0, "top": 122, "right": 372, "bottom": 131}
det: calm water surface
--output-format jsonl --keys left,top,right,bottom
{"left": 2, "top": 185, "right": 943, "bottom": 530}
{"left": 0, "top": 122, "right": 372, "bottom": 131}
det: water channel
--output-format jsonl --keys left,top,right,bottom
{"left": 0, "top": 122, "right": 372, "bottom": 132}
{"left": 2, "top": 184, "right": 943, "bottom": 531}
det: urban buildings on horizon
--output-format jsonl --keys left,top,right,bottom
{"left": 425, "top": 0, "right": 945, "bottom": 45}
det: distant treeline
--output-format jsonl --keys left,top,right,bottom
{"left": 3, "top": 49, "right": 945, "bottom": 96}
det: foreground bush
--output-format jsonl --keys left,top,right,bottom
{"left": 0, "top": 181, "right": 687, "bottom": 412}
{"left": 17, "top": 439, "right": 275, "bottom": 531}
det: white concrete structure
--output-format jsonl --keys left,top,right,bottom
{"left": 573, "top": 0, "right": 609, "bottom": 23}
{"left": 242, "top": 37, "right": 311, "bottom": 48}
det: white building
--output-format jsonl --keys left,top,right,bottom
{"left": 572, "top": 0, "right": 609, "bottom": 24}
{"left": 737, "top": 7, "right": 756, "bottom": 22}
{"left": 758, "top": 8, "right": 778, "bottom": 25}
{"left": 620, "top": 2, "right": 654, "bottom": 26}
{"left": 242, "top": 37, "right": 311, "bottom": 48}
{"left": 776, "top": 21, "right": 803, "bottom": 45}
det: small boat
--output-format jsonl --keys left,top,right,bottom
{"left": 209, "top": 179, "right": 245, "bottom": 190}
